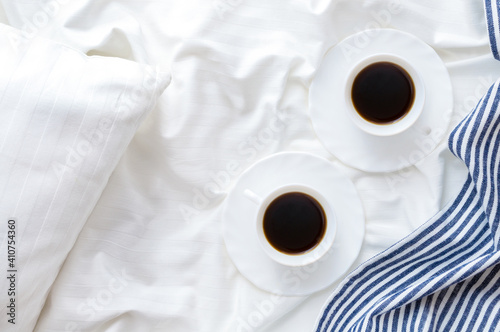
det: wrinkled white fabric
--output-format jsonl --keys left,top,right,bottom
{"left": 0, "top": 0, "right": 497, "bottom": 331}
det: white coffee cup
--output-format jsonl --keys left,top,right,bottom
{"left": 244, "top": 184, "right": 336, "bottom": 267}
{"left": 344, "top": 53, "right": 425, "bottom": 136}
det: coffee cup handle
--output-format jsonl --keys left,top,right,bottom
{"left": 243, "top": 189, "right": 262, "bottom": 205}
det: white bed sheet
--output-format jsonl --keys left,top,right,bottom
{"left": 1, "top": 0, "right": 499, "bottom": 331}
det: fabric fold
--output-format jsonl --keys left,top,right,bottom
{"left": 485, "top": 0, "right": 500, "bottom": 60}
{"left": 449, "top": 80, "right": 500, "bottom": 250}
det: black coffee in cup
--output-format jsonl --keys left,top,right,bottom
{"left": 351, "top": 61, "right": 415, "bottom": 124}
{"left": 263, "top": 192, "right": 326, "bottom": 255}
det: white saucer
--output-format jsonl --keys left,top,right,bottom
{"left": 309, "top": 29, "right": 453, "bottom": 173}
{"left": 221, "top": 152, "right": 364, "bottom": 296}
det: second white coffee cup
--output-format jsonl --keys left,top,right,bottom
{"left": 244, "top": 184, "right": 336, "bottom": 267}
{"left": 344, "top": 53, "right": 425, "bottom": 136}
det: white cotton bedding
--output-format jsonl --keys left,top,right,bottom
{"left": 0, "top": 0, "right": 498, "bottom": 331}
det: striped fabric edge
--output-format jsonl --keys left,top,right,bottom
{"left": 449, "top": 81, "right": 500, "bottom": 250}
{"left": 484, "top": 0, "right": 500, "bottom": 60}
{"left": 314, "top": 79, "right": 500, "bottom": 331}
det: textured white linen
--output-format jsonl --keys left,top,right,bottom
{"left": 0, "top": 22, "right": 169, "bottom": 331}
{"left": 0, "top": 0, "right": 498, "bottom": 331}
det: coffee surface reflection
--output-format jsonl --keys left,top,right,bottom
{"left": 263, "top": 192, "right": 326, "bottom": 255}
{"left": 351, "top": 61, "right": 415, "bottom": 124}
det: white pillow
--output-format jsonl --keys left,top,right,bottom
{"left": 0, "top": 23, "right": 169, "bottom": 331}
